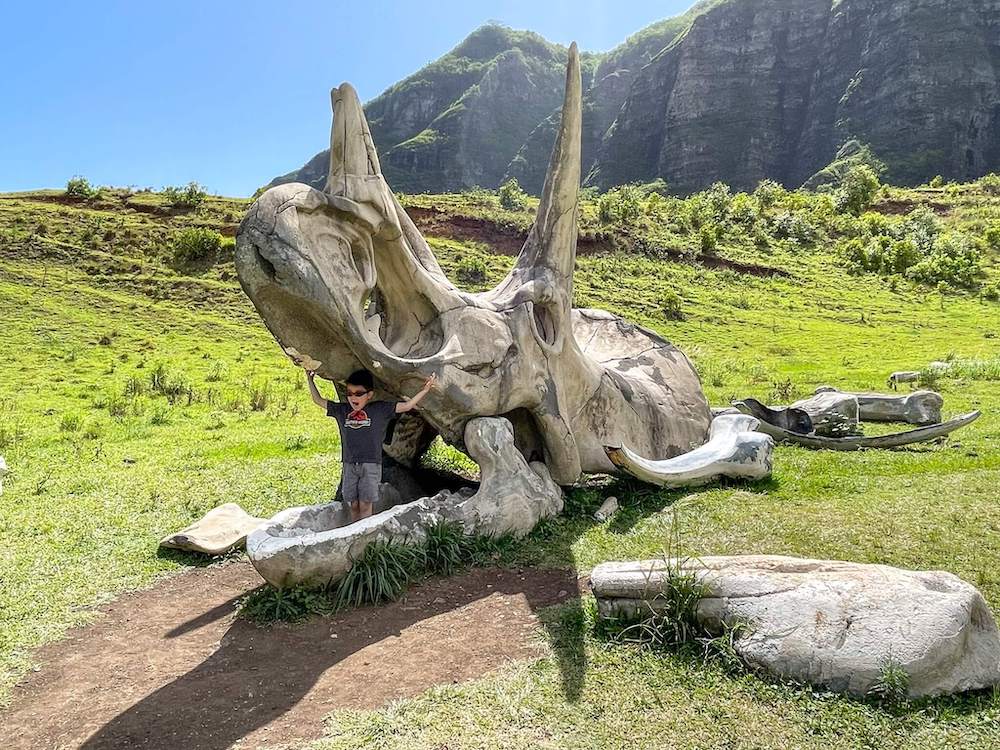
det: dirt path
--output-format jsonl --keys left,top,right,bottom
{"left": 1, "top": 561, "right": 581, "bottom": 750}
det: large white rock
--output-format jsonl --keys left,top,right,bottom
{"left": 159, "top": 503, "right": 267, "bottom": 555}
{"left": 591, "top": 555, "right": 1000, "bottom": 698}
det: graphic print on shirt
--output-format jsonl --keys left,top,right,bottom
{"left": 345, "top": 409, "right": 372, "bottom": 429}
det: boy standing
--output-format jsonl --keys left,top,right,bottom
{"left": 306, "top": 368, "right": 436, "bottom": 522}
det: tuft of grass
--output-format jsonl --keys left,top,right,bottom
{"left": 240, "top": 585, "right": 333, "bottom": 624}
{"left": 868, "top": 655, "right": 911, "bottom": 704}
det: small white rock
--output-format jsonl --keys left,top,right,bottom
{"left": 594, "top": 496, "right": 619, "bottom": 522}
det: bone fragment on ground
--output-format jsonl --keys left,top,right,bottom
{"left": 605, "top": 414, "right": 773, "bottom": 487}
{"left": 814, "top": 386, "right": 943, "bottom": 425}
{"left": 789, "top": 391, "right": 859, "bottom": 437}
{"left": 741, "top": 409, "right": 979, "bottom": 450}
{"left": 590, "top": 555, "right": 1000, "bottom": 698}
{"left": 887, "top": 370, "right": 921, "bottom": 389}
{"left": 594, "top": 496, "right": 619, "bottom": 522}
{"left": 247, "top": 417, "right": 563, "bottom": 588}
{"left": 159, "top": 503, "right": 267, "bottom": 555}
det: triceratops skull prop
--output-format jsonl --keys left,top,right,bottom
{"left": 236, "top": 45, "right": 712, "bottom": 486}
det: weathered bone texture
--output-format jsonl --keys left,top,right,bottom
{"left": 234, "top": 44, "right": 711, "bottom": 488}
{"left": 814, "top": 386, "right": 943, "bottom": 425}
{"left": 605, "top": 414, "right": 773, "bottom": 487}
{"left": 737, "top": 406, "right": 980, "bottom": 450}
{"left": 591, "top": 556, "right": 1000, "bottom": 698}
{"left": 159, "top": 503, "right": 266, "bottom": 555}
{"left": 732, "top": 397, "right": 812, "bottom": 434}
{"left": 789, "top": 391, "right": 859, "bottom": 437}
{"left": 888, "top": 371, "right": 921, "bottom": 389}
{"left": 246, "top": 417, "right": 563, "bottom": 588}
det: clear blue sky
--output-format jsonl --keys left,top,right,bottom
{"left": 0, "top": 1, "right": 695, "bottom": 196}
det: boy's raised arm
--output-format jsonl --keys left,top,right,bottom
{"left": 396, "top": 373, "right": 437, "bottom": 413}
{"left": 306, "top": 371, "right": 329, "bottom": 409}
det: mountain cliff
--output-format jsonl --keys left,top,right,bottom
{"left": 273, "top": 0, "right": 1000, "bottom": 195}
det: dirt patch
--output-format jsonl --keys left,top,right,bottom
{"left": 873, "top": 199, "right": 951, "bottom": 216}
{"left": 1, "top": 562, "right": 581, "bottom": 750}
{"left": 405, "top": 205, "right": 790, "bottom": 277}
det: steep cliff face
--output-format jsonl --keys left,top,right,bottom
{"left": 274, "top": 1, "right": 1000, "bottom": 195}
{"left": 382, "top": 46, "right": 567, "bottom": 192}
{"left": 594, "top": 0, "right": 1000, "bottom": 191}
{"left": 792, "top": 0, "right": 1000, "bottom": 186}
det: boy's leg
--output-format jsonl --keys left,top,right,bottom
{"left": 356, "top": 463, "right": 381, "bottom": 520}
{"left": 342, "top": 463, "right": 361, "bottom": 523}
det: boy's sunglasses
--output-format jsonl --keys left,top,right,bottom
{"left": 346, "top": 388, "right": 370, "bottom": 397}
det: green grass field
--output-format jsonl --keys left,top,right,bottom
{"left": 1, "top": 180, "right": 998, "bottom": 747}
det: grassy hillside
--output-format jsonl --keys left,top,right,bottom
{"left": 1, "top": 177, "right": 999, "bottom": 746}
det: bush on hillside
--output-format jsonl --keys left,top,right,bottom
{"left": 173, "top": 227, "right": 222, "bottom": 263}
{"left": 752, "top": 179, "right": 785, "bottom": 208}
{"left": 597, "top": 184, "right": 644, "bottom": 225}
{"left": 906, "top": 233, "right": 982, "bottom": 288}
{"left": 979, "top": 173, "right": 1000, "bottom": 195}
{"left": 164, "top": 182, "right": 208, "bottom": 208}
{"left": 66, "top": 176, "right": 101, "bottom": 200}
{"left": 498, "top": 178, "right": 529, "bottom": 211}
{"left": 836, "top": 165, "right": 880, "bottom": 216}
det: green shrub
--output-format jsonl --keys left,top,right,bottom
{"left": 929, "top": 175, "right": 945, "bottom": 188}
{"left": 456, "top": 257, "right": 488, "bottom": 285}
{"left": 728, "top": 193, "right": 759, "bottom": 225}
{"left": 906, "top": 233, "right": 982, "bottom": 288}
{"left": 598, "top": 184, "right": 644, "bottom": 225}
{"left": 163, "top": 181, "right": 207, "bottom": 208}
{"left": 497, "top": 178, "right": 529, "bottom": 211}
{"left": 698, "top": 225, "right": 717, "bottom": 253}
{"left": 771, "top": 212, "right": 816, "bottom": 244}
{"left": 705, "top": 182, "right": 732, "bottom": 219}
{"left": 752, "top": 179, "right": 785, "bottom": 208}
{"left": 661, "top": 290, "right": 685, "bottom": 321}
{"left": 462, "top": 185, "right": 500, "bottom": 208}
{"left": 836, "top": 165, "right": 881, "bottom": 216}
{"left": 65, "top": 176, "right": 101, "bottom": 200}
{"left": 983, "top": 224, "right": 1000, "bottom": 251}
{"left": 983, "top": 283, "right": 1000, "bottom": 302}
{"left": 172, "top": 227, "right": 222, "bottom": 263}
{"left": 978, "top": 173, "right": 1000, "bottom": 195}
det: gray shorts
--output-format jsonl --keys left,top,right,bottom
{"left": 341, "top": 462, "right": 381, "bottom": 504}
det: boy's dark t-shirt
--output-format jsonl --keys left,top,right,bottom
{"left": 327, "top": 400, "right": 399, "bottom": 463}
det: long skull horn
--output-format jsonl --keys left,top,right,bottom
{"left": 523, "top": 41, "right": 581, "bottom": 284}
{"left": 325, "top": 82, "right": 382, "bottom": 194}
{"left": 488, "top": 42, "right": 581, "bottom": 336}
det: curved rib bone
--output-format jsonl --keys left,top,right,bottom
{"left": 605, "top": 414, "right": 774, "bottom": 487}
{"left": 737, "top": 409, "right": 980, "bottom": 450}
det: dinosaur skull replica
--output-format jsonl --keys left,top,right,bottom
{"left": 236, "top": 45, "right": 714, "bottom": 586}
{"left": 236, "top": 45, "right": 711, "bottom": 494}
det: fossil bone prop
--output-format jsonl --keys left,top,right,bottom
{"left": 234, "top": 45, "right": 713, "bottom": 587}
{"left": 235, "top": 44, "right": 712, "bottom": 486}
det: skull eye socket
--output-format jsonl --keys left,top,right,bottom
{"left": 532, "top": 303, "right": 557, "bottom": 348}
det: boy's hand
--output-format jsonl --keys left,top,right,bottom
{"left": 422, "top": 373, "right": 437, "bottom": 392}
{"left": 306, "top": 370, "right": 316, "bottom": 380}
